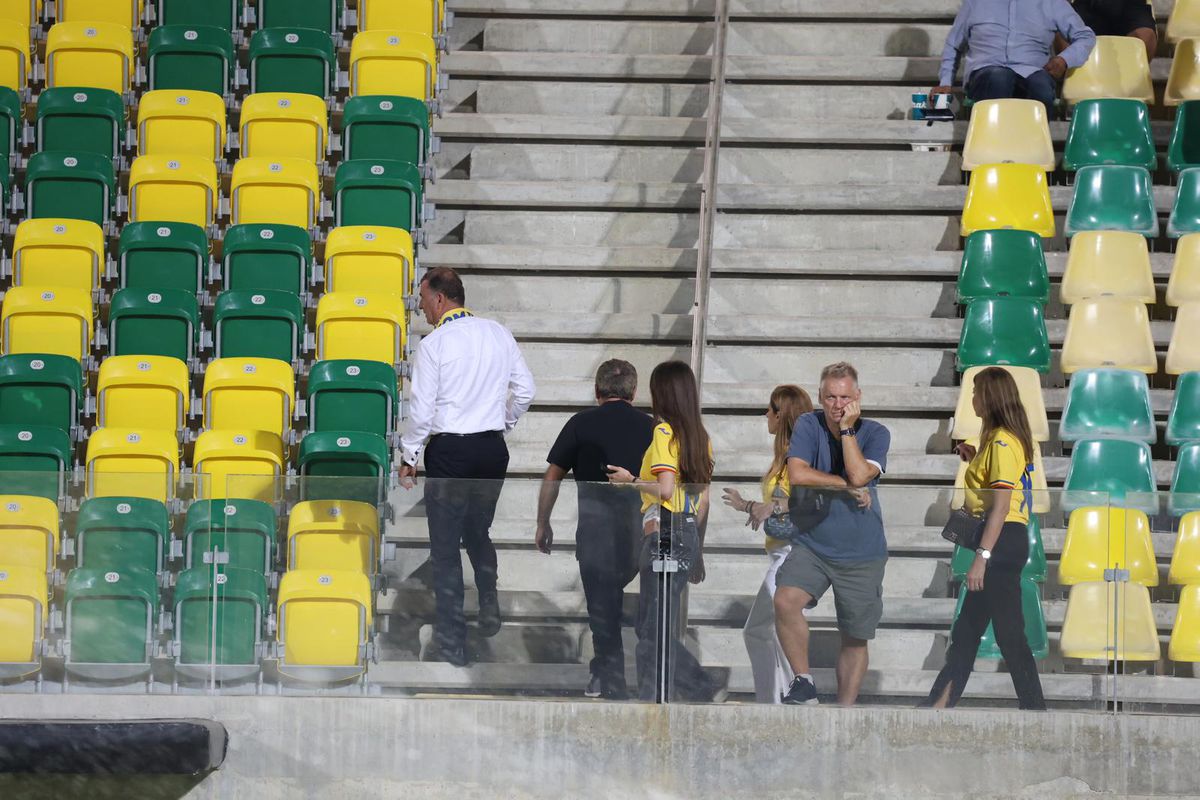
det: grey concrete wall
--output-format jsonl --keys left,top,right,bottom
{"left": 0, "top": 695, "right": 1193, "bottom": 799}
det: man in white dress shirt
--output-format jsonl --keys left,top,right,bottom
{"left": 400, "top": 267, "right": 537, "bottom": 666}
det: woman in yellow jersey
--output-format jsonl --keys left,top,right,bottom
{"left": 607, "top": 360, "right": 716, "bottom": 702}
{"left": 923, "top": 367, "right": 1046, "bottom": 710}
{"left": 721, "top": 385, "right": 812, "bottom": 704}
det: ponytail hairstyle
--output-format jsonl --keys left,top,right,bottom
{"left": 766, "top": 384, "right": 812, "bottom": 482}
{"left": 973, "top": 367, "right": 1034, "bottom": 465}
{"left": 648, "top": 360, "right": 713, "bottom": 485}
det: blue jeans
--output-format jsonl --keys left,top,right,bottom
{"left": 967, "top": 66, "right": 1057, "bottom": 119}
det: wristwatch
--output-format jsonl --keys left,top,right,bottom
{"left": 976, "top": 548, "right": 992, "bottom": 560}
{"left": 839, "top": 428, "right": 857, "bottom": 437}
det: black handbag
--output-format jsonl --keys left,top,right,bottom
{"left": 788, "top": 487, "right": 831, "bottom": 533}
{"left": 940, "top": 507, "right": 986, "bottom": 550}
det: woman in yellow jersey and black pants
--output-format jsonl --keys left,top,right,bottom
{"left": 607, "top": 360, "right": 717, "bottom": 702}
{"left": 924, "top": 367, "right": 1046, "bottom": 710}
{"left": 722, "top": 385, "right": 812, "bottom": 704}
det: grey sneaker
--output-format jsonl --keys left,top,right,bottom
{"left": 781, "top": 675, "right": 819, "bottom": 705}
{"left": 584, "top": 675, "right": 603, "bottom": 698}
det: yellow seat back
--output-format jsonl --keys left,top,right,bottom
{"left": 349, "top": 30, "right": 436, "bottom": 100}
{"left": 1063, "top": 35, "right": 1154, "bottom": 105}
{"left": 0, "top": 0, "right": 37, "bottom": 28}
{"left": 201, "top": 357, "right": 295, "bottom": 437}
{"left": 230, "top": 157, "right": 320, "bottom": 229}
{"left": 1169, "top": 583, "right": 1200, "bottom": 661}
{"left": 1168, "top": 234, "right": 1200, "bottom": 307}
{"left": 961, "top": 99, "right": 1055, "bottom": 171}
{"left": 277, "top": 569, "right": 373, "bottom": 669}
{"left": 360, "top": 0, "right": 442, "bottom": 39}
{"left": 0, "top": 495, "right": 59, "bottom": 573}
{"left": 1169, "top": 0, "right": 1200, "bottom": 43}
{"left": 324, "top": 225, "right": 413, "bottom": 295}
{"left": 57, "top": 0, "right": 143, "bottom": 29}
{"left": 1167, "top": 37, "right": 1200, "bottom": 106}
{"left": 240, "top": 92, "right": 328, "bottom": 163}
{"left": 287, "top": 500, "right": 379, "bottom": 574}
{"left": 315, "top": 292, "right": 405, "bottom": 365}
{"left": 1169, "top": 512, "right": 1200, "bottom": 585}
{"left": 85, "top": 427, "right": 179, "bottom": 502}
{"left": 46, "top": 21, "right": 134, "bottom": 94}
{"left": 959, "top": 163, "right": 1054, "bottom": 238}
{"left": 193, "top": 429, "right": 284, "bottom": 502}
{"left": 128, "top": 155, "right": 219, "bottom": 228}
{"left": 1059, "top": 506, "right": 1158, "bottom": 586}
{"left": 951, "top": 365, "right": 1049, "bottom": 442}
{"left": 0, "top": 567, "right": 47, "bottom": 668}
{"left": 137, "top": 89, "right": 227, "bottom": 161}
{"left": 12, "top": 218, "right": 105, "bottom": 294}
{"left": 1059, "top": 581, "right": 1160, "bottom": 660}
{"left": 1061, "top": 297, "right": 1157, "bottom": 374}
{"left": 1, "top": 286, "right": 94, "bottom": 363}
{"left": 97, "top": 355, "right": 189, "bottom": 433}
{"left": 1168, "top": 302, "right": 1200, "bottom": 375}
{"left": 1061, "top": 231, "right": 1155, "bottom": 305}
{"left": 0, "top": 20, "right": 30, "bottom": 91}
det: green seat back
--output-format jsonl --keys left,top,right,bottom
{"left": 307, "top": 360, "right": 399, "bottom": 438}
{"left": 1063, "top": 438, "right": 1159, "bottom": 513}
{"left": 0, "top": 424, "right": 69, "bottom": 500}
{"left": 213, "top": 289, "right": 304, "bottom": 362}
{"left": 1171, "top": 443, "right": 1200, "bottom": 516}
{"left": 258, "top": 0, "right": 342, "bottom": 34}
{"left": 950, "top": 516, "right": 1046, "bottom": 582}
{"left": 1059, "top": 368, "right": 1155, "bottom": 443}
{"left": 1168, "top": 372, "right": 1200, "bottom": 445}
{"left": 957, "top": 229, "right": 1050, "bottom": 303}
{"left": 109, "top": 288, "right": 200, "bottom": 362}
{"left": 26, "top": 151, "right": 115, "bottom": 226}
{"left": 118, "top": 221, "right": 210, "bottom": 293}
{"left": 343, "top": 95, "right": 430, "bottom": 166}
{"left": 175, "top": 566, "right": 266, "bottom": 667}
{"left": 0, "top": 354, "right": 83, "bottom": 436}
{"left": 957, "top": 297, "right": 1051, "bottom": 373}
{"left": 184, "top": 498, "right": 276, "bottom": 575}
{"left": 298, "top": 430, "right": 389, "bottom": 505}
{"left": 334, "top": 159, "right": 422, "bottom": 231}
{"left": 953, "top": 578, "right": 1048, "bottom": 660}
{"left": 1062, "top": 99, "right": 1156, "bottom": 171}
{"left": 0, "top": 87, "right": 22, "bottom": 175}
{"left": 75, "top": 497, "right": 170, "bottom": 575}
{"left": 1169, "top": 101, "right": 1200, "bottom": 173}
{"left": 157, "top": 0, "right": 241, "bottom": 31}
{"left": 65, "top": 566, "right": 157, "bottom": 665}
{"left": 1064, "top": 165, "right": 1158, "bottom": 238}
{"left": 248, "top": 29, "right": 336, "bottom": 98}
{"left": 1170, "top": 168, "right": 1200, "bottom": 239}
{"left": 220, "top": 224, "right": 312, "bottom": 295}
{"left": 148, "top": 25, "right": 235, "bottom": 96}
{"left": 36, "top": 88, "right": 125, "bottom": 161}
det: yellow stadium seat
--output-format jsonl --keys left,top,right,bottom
{"left": 359, "top": 0, "right": 445, "bottom": 42}
{"left": 1168, "top": 37, "right": 1200, "bottom": 106}
{"left": 193, "top": 429, "right": 285, "bottom": 502}
{"left": 1059, "top": 581, "right": 1160, "bottom": 661}
{"left": 11, "top": 218, "right": 106, "bottom": 295}
{"left": 0, "top": 0, "right": 39, "bottom": 28}
{"left": 1170, "top": 0, "right": 1200, "bottom": 43}
{"left": 951, "top": 365, "right": 1050, "bottom": 442}
{"left": 201, "top": 357, "right": 295, "bottom": 439}
{"left": 961, "top": 99, "right": 1055, "bottom": 172}
{"left": 324, "top": 226, "right": 413, "bottom": 295}
{"left": 0, "top": 495, "right": 59, "bottom": 574}
{"left": 1063, "top": 35, "right": 1154, "bottom": 105}
{"left": 952, "top": 438, "right": 1049, "bottom": 515}
{"left": 349, "top": 30, "right": 438, "bottom": 104}
{"left": 1168, "top": 234, "right": 1200, "bottom": 307}
{"left": 1061, "top": 231, "right": 1155, "bottom": 305}
{"left": 0, "top": 286, "right": 93, "bottom": 364}
{"left": 136, "top": 89, "right": 227, "bottom": 161}
{"left": 128, "top": 155, "right": 219, "bottom": 229}
{"left": 0, "top": 20, "right": 30, "bottom": 91}
{"left": 1167, "top": 303, "right": 1200, "bottom": 375}
{"left": 1169, "top": 512, "right": 1200, "bottom": 585}
{"left": 96, "top": 355, "right": 189, "bottom": 434}
{"left": 1059, "top": 506, "right": 1158, "bottom": 587}
{"left": 276, "top": 568, "right": 373, "bottom": 678}
{"left": 959, "top": 163, "right": 1054, "bottom": 238}
{"left": 1169, "top": 583, "right": 1200, "bottom": 661}
{"left": 1061, "top": 297, "right": 1157, "bottom": 374}
{"left": 315, "top": 292, "right": 406, "bottom": 365}
{"left": 239, "top": 92, "right": 328, "bottom": 163}
{"left": 85, "top": 427, "right": 179, "bottom": 502}
{"left": 46, "top": 22, "right": 134, "bottom": 95}
{"left": 286, "top": 499, "right": 379, "bottom": 575}
{"left": 0, "top": 567, "right": 49, "bottom": 677}
{"left": 230, "top": 157, "right": 321, "bottom": 229}
{"left": 57, "top": 0, "right": 144, "bottom": 29}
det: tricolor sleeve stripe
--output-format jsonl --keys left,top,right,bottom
{"left": 650, "top": 464, "right": 677, "bottom": 474}
{"left": 989, "top": 479, "right": 1016, "bottom": 489}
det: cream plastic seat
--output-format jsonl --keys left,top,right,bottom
{"left": 1062, "top": 35, "right": 1154, "bottom": 105}
{"left": 1059, "top": 581, "right": 1160, "bottom": 661}
{"left": 1061, "top": 231, "right": 1155, "bottom": 304}
{"left": 1167, "top": 302, "right": 1200, "bottom": 374}
{"left": 951, "top": 366, "right": 1049, "bottom": 442}
{"left": 1168, "top": 37, "right": 1200, "bottom": 106}
{"left": 136, "top": 89, "right": 227, "bottom": 161}
{"left": 961, "top": 99, "right": 1055, "bottom": 171}
{"left": 1168, "top": 233, "right": 1200, "bottom": 306}
{"left": 1061, "top": 297, "right": 1157, "bottom": 374}
{"left": 1169, "top": 0, "right": 1200, "bottom": 43}
{"left": 959, "top": 163, "right": 1055, "bottom": 238}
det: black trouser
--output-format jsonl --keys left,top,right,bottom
{"left": 634, "top": 509, "right": 713, "bottom": 702}
{"left": 423, "top": 431, "right": 509, "bottom": 652}
{"left": 578, "top": 493, "right": 639, "bottom": 693}
{"left": 581, "top": 565, "right": 630, "bottom": 691}
{"left": 925, "top": 521, "right": 1047, "bottom": 710}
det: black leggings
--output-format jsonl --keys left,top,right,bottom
{"left": 925, "top": 522, "right": 1046, "bottom": 710}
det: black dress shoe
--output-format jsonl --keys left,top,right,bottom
{"left": 477, "top": 591, "right": 502, "bottom": 637}
{"left": 430, "top": 643, "right": 468, "bottom": 667}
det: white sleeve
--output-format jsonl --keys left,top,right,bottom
{"left": 504, "top": 328, "right": 536, "bottom": 431}
{"left": 400, "top": 336, "right": 439, "bottom": 465}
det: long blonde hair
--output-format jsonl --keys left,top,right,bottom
{"left": 766, "top": 385, "right": 813, "bottom": 483}
{"left": 974, "top": 367, "right": 1034, "bottom": 465}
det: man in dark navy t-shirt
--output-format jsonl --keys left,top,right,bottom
{"left": 537, "top": 359, "right": 654, "bottom": 700}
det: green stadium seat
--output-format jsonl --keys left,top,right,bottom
{"left": 1168, "top": 372, "right": 1200, "bottom": 445}
{"left": 1061, "top": 98, "right": 1156, "bottom": 171}
{"left": 950, "top": 515, "right": 1046, "bottom": 582}
{"left": 297, "top": 430, "right": 390, "bottom": 505}
{"left": 342, "top": 95, "right": 435, "bottom": 176}
{"left": 0, "top": 86, "right": 22, "bottom": 175}
{"left": 147, "top": 25, "right": 236, "bottom": 96}
{"left": 172, "top": 565, "right": 268, "bottom": 681}
{"left": 35, "top": 87, "right": 125, "bottom": 163}
{"left": 156, "top": 0, "right": 241, "bottom": 31}
{"left": 108, "top": 288, "right": 201, "bottom": 364}
{"left": 1171, "top": 442, "right": 1200, "bottom": 516}
{"left": 248, "top": 28, "right": 337, "bottom": 98}
{"left": 25, "top": 150, "right": 115, "bottom": 226}
{"left": 1169, "top": 101, "right": 1200, "bottom": 173}
{"left": 1059, "top": 368, "right": 1155, "bottom": 443}
{"left": 1063, "top": 438, "right": 1159, "bottom": 513}
{"left": 258, "top": 0, "right": 342, "bottom": 34}
{"left": 62, "top": 565, "right": 158, "bottom": 679}
{"left": 956, "top": 229, "right": 1049, "bottom": 303}
{"left": 74, "top": 497, "right": 170, "bottom": 578}
{"left": 953, "top": 578, "right": 1048, "bottom": 660}
{"left": 334, "top": 159, "right": 424, "bottom": 235}
{"left": 183, "top": 498, "right": 275, "bottom": 576}
{"left": 956, "top": 297, "right": 1051, "bottom": 373}
{"left": 307, "top": 359, "right": 400, "bottom": 442}
{"left": 213, "top": 290, "right": 304, "bottom": 363}
{"left": 0, "top": 424, "right": 70, "bottom": 500}
{"left": 1170, "top": 168, "right": 1200, "bottom": 238}
{"left": 0, "top": 354, "right": 83, "bottom": 438}
{"left": 117, "top": 221, "right": 210, "bottom": 293}
{"left": 1064, "top": 165, "right": 1158, "bottom": 238}
{"left": 219, "top": 223, "right": 312, "bottom": 295}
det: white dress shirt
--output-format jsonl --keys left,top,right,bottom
{"left": 400, "top": 309, "right": 537, "bottom": 466}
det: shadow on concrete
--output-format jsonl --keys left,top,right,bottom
{"left": 0, "top": 772, "right": 211, "bottom": 800}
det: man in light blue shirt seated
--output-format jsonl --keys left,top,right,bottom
{"left": 933, "top": 0, "right": 1096, "bottom": 117}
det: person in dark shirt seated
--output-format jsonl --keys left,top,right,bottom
{"left": 1067, "top": 0, "right": 1157, "bottom": 62}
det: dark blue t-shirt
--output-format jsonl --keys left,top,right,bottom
{"left": 786, "top": 410, "right": 891, "bottom": 562}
